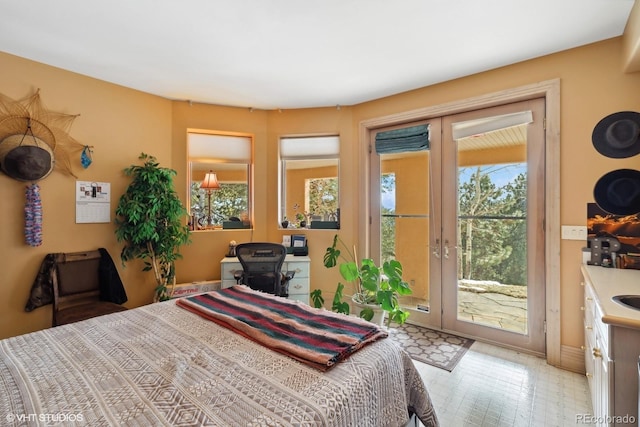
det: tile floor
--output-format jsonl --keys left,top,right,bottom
{"left": 412, "top": 341, "right": 593, "bottom": 427}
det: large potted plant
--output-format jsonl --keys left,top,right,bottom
{"left": 311, "top": 234, "right": 412, "bottom": 327}
{"left": 115, "top": 153, "right": 191, "bottom": 302}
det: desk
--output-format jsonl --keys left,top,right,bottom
{"left": 220, "top": 255, "right": 310, "bottom": 304}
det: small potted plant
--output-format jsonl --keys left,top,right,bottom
{"left": 311, "top": 234, "right": 413, "bottom": 327}
{"left": 296, "top": 212, "right": 306, "bottom": 228}
{"left": 293, "top": 203, "right": 307, "bottom": 228}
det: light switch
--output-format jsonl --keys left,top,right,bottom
{"left": 561, "top": 225, "right": 588, "bottom": 240}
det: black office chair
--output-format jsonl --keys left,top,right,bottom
{"left": 233, "top": 242, "right": 295, "bottom": 297}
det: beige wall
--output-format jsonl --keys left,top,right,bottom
{"left": 0, "top": 51, "right": 172, "bottom": 338}
{"left": 1, "top": 37, "right": 639, "bottom": 361}
{"left": 171, "top": 102, "right": 269, "bottom": 283}
{"left": 266, "top": 107, "right": 356, "bottom": 304}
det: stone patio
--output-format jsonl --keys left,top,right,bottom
{"left": 457, "top": 289, "right": 527, "bottom": 334}
{"left": 404, "top": 286, "right": 528, "bottom": 334}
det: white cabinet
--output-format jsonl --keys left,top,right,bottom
{"left": 581, "top": 266, "right": 640, "bottom": 427}
{"left": 582, "top": 281, "right": 612, "bottom": 426}
{"left": 221, "top": 255, "right": 310, "bottom": 305}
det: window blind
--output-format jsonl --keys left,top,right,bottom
{"left": 451, "top": 111, "right": 533, "bottom": 140}
{"left": 375, "top": 124, "right": 429, "bottom": 154}
{"left": 188, "top": 132, "right": 251, "bottom": 162}
{"left": 280, "top": 136, "right": 340, "bottom": 160}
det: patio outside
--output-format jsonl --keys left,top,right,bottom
{"left": 402, "top": 281, "right": 528, "bottom": 335}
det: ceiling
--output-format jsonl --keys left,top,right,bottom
{"left": 0, "top": 1, "right": 634, "bottom": 110}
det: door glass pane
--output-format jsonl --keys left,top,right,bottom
{"left": 379, "top": 150, "right": 431, "bottom": 311}
{"left": 455, "top": 122, "right": 528, "bottom": 334}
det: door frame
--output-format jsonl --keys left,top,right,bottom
{"left": 358, "top": 79, "right": 561, "bottom": 365}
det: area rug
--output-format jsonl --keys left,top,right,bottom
{"left": 389, "top": 323, "right": 474, "bottom": 372}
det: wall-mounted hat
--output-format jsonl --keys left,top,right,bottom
{"left": 0, "top": 134, "right": 55, "bottom": 182}
{"left": 594, "top": 169, "right": 640, "bottom": 216}
{"left": 592, "top": 111, "right": 640, "bottom": 158}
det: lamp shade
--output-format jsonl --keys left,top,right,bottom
{"left": 200, "top": 171, "right": 220, "bottom": 190}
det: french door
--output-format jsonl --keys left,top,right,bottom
{"left": 370, "top": 98, "right": 546, "bottom": 354}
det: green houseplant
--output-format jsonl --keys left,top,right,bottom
{"left": 115, "top": 153, "right": 191, "bottom": 302}
{"left": 311, "top": 234, "right": 412, "bottom": 327}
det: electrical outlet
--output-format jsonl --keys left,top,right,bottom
{"left": 561, "top": 225, "right": 588, "bottom": 240}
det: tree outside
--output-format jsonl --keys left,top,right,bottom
{"left": 378, "top": 166, "right": 526, "bottom": 287}
{"left": 191, "top": 182, "right": 248, "bottom": 226}
{"left": 307, "top": 177, "right": 338, "bottom": 219}
{"left": 381, "top": 173, "right": 396, "bottom": 263}
{"left": 457, "top": 164, "right": 527, "bottom": 287}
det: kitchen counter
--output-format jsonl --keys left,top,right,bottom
{"left": 581, "top": 265, "right": 640, "bottom": 329}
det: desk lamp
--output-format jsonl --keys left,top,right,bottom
{"left": 200, "top": 171, "right": 220, "bottom": 228}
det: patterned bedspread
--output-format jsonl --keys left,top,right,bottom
{"left": 0, "top": 296, "right": 439, "bottom": 426}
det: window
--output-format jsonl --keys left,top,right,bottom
{"left": 279, "top": 135, "right": 340, "bottom": 229}
{"left": 188, "top": 130, "right": 252, "bottom": 230}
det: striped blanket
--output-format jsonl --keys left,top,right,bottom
{"left": 176, "top": 285, "right": 388, "bottom": 371}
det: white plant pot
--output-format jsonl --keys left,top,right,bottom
{"left": 351, "top": 296, "right": 386, "bottom": 327}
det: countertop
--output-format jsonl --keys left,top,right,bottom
{"left": 581, "top": 265, "right": 640, "bottom": 329}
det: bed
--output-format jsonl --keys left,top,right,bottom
{"left": 1, "top": 285, "right": 439, "bottom": 426}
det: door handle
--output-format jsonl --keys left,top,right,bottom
{"left": 433, "top": 238, "right": 441, "bottom": 259}
{"left": 444, "top": 239, "right": 453, "bottom": 259}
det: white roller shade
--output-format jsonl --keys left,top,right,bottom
{"left": 280, "top": 136, "right": 340, "bottom": 160}
{"left": 452, "top": 111, "right": 533, "bottom": 140}
{"left": 188, "top": 133, "right": 251, "bottom": 162}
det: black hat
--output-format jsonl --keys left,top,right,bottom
{"left": 592, "top": 111, "right": 640, "bottom": 158}
{"left": 0, "top": 134, "right": 54, "bottom": 182}
{"left": 594, "top": 169, "right": 640, "bottom": 216}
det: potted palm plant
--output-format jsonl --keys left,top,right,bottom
{"left": 115, "top": 153, "right": 191, "bottom": 302}
{"left": 311, "top": 234, "right": 412, "bottom": 327}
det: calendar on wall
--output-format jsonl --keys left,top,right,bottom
{"left": 76, "top": 181, "right": 111, "bottom": 223}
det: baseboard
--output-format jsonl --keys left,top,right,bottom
{"left": 559, "top": 345, "right": 585, "bottom": 374}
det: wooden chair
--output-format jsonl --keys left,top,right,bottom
{"left": 52, "top": 250, "right": 128, "bottom": 326}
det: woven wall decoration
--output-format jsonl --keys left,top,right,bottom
{"left": 0, "top": 90, "right": 91, "bottom": 247}
{"left": 0, "top": 89, "right": 89, "bottom": 180}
